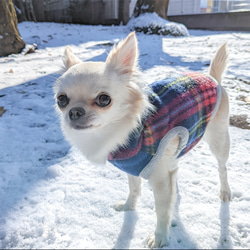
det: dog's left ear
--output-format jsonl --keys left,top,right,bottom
{"left": 63, "top": 46, "right": 82, "bottom": 71}
{"left": 106, "top": 32, "right": 138, "bottom": 75}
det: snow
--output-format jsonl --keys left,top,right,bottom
{"left": 0, "top": 20, "right": 250, "bottom": 249}
{"left": 127, "top": 12, "right": 189, "bottom": 36}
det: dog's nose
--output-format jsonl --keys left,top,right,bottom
{"left": 69, "top": 107, "right": 85, "bottom": 121}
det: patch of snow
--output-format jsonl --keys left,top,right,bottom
{"left": 127, "top": 12, "right": 189, "bottom": 36}
{"left": 0, "top": 21, "right": 249, "bottom": 249}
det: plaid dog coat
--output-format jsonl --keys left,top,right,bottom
{"left": 108, "top": 72, "right": 222, "bottom": 179}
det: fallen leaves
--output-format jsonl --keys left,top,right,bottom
{"left": 230, "top": 114, "right": 250, "bottom": 130}
{"left": 0, "top": 106, "right": 6, "bottom": 117}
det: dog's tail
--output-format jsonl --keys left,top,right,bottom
{"left": 209, "top": 43, "right": 228, "bottom": 85}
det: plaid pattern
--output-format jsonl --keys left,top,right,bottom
{"left": 108, "top": 73, "right": 220, "bottom": 179}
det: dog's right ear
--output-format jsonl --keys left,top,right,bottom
{"left": 63, "top": 46, "right": 82, "bottom": 71}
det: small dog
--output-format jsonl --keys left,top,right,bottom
{"left": 54, "top": 32, "right": 231, "bottom": 248}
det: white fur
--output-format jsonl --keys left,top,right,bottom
{"left": 209, "top": 42, "right": 228, "bottom": 85}
{"left": 54, "top": 32, "right": 152, "bottom": 164}
{"left": 54, "top": 32, "right": 231, "bottom": 248}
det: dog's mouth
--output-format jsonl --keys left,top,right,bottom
{"left": 64, "top": 110, "right": 101, "bottom": 131}
{"left": 70, "top": 123, "right": 100, "bottom": 130}
{"left": 73, "top": 124, "right": 92, "bottom": 130}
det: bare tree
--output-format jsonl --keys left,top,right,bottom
{"left": 0, "top": 0, "right": 25, "bottom": 57}
{"left": 134, "top": 0, "right": 170, "bottom": 19}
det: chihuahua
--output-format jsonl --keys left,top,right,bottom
{"left": 54, "top": 32, "right": 231, "bottom": 248}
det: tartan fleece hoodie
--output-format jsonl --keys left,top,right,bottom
{"left": 108, "top": 72, "right": 222, "bottom": 179}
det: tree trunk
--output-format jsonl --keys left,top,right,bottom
{"left": 155, "top": 0, "right": 169, "bottom": 19}
{"left": 0, "top": 0, "right": 25, "bottom": 57}
{"left": 119, "top": 0, "right": 130, "bottom": 25}
{"left": 27, "top": 0, "right": 37, "bottom": 22}
{"left": 134, "top": 0, "right": 170, "bottom": 19}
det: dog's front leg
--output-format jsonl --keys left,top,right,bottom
{"left": 147, "top": 158, "right": 178, "bottom": 248}
{"left": 147, "top": 136, "right": 180, "bottom": 248}
{"left": 114, "top": 174, "right": 141, "bottom": 211}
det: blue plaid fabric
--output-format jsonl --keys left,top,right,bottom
{"left": 108, "top": 73, "right": 221, "bottom": 179}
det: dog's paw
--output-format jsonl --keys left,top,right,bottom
{"left": 220, "top": 188, "right": 232, "bottom": 202}
{"left": 147, "top": 232, "right": 168, "bottom": 248}
{"left": 113, "top": 200, "right": 136, "bottom": 211}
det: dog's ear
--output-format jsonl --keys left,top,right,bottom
{"left": 63, "top": 46, "right": 82, "bottom": 71}
{"left": 106, "top": 32, "right": 138, "bottom": 75}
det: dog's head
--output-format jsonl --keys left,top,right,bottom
{"left": 54, "top": 32, "right": 150, "bottom": 143}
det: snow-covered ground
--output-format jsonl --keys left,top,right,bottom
{"left": 0, "top": 20, "right": 250, "bottom": 249}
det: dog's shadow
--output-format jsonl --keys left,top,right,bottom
{"left": 112, "top": 185, "right": 232, "bottom": 249}
{"left": 113, "top": 187, "right": 198, "bottom": 249}
{"left": 168, "top": 188, "right": 198, "bottom": 249}
{"left": 217, "top": 201, "right": 233, "bottom": 249}
{"left": 171, "top": 187, "right": 233, "bottom": 249}
{"left": 113, "top": 210, "right": 139, "bottom": 249}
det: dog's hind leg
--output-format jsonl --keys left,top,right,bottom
{"left": 204, "top": 87, "right": 231, "bottom": 202}
{"left": 114, "top": 174, "right": 141, "bottom": 211}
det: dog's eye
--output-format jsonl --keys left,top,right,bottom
{"left": 96, "top": 94, "right": 111, "bottom": 108}
{"left": 57, "top": 94, "right": 70, "bottom": 108}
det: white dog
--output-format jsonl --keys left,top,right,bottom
{"left": 54, "top": 32, "right": 231, "bottom": 248}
